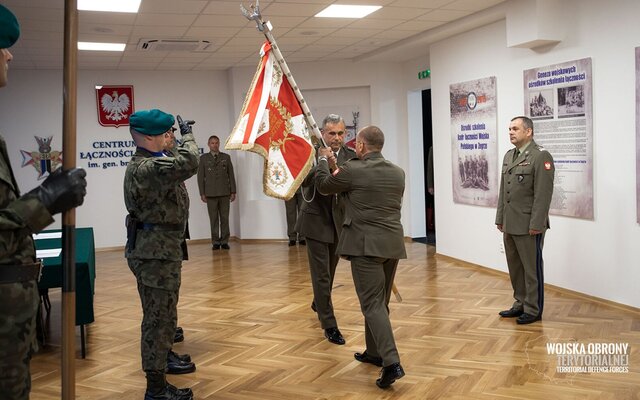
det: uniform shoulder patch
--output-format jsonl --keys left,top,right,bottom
{"left": 544, "top": 161, "right": 552, "bottom": 170}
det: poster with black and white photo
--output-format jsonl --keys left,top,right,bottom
{"left": 523, "top": 58, "right": 594, "bottom": 219}
{"left": 449, "top": 76, "right": 498, "bottom": 207}
{"left": 636, "top": 48, "right": 640, "bottom": 224}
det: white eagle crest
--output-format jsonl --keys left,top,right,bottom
{"left": 101, "top": 91, "right": 131, "bottom": 121}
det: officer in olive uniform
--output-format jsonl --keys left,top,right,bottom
{"left": 496, "top": 116, "right": 554, "bottom": 325}
{"left": 284, "top": 188, "right": 305, "bottom": 246}
{"left": 0, "top": 5, "right": 88, "bottom": 398}
{"left": 197, "top": 135, "right": 236, "bottom": 250}
{"left": 124, "top": 110, "right": 199, "bottom": 400}
{"left": 295, "top": 114, "right": 355, "bottom": 346}
{"left": 316, "top": 125, "right": 406, "bottom": 389}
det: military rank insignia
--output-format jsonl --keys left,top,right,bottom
{"left": 20, "top": 136, "right": 62, "bottom": 179}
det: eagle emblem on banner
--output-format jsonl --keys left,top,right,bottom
{"left": 225, "top": 41, "right": 314, "bottom": 200}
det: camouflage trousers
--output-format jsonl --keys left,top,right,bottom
{"left": 0, "top": 280, "right": 39, "bottom": 400}
{"left": 127, "top": 258, "right": 181, "bottom": 372}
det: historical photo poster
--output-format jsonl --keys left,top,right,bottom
{"left": 523, "top": 58, "right": 594, "bottom": 219}
{"left": 450, "top": 76, "right": 499, "bottom": 207}
{"left": 636, "top": 48, "right": 640, "bottom": 223}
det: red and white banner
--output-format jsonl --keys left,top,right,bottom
{"left": 226, "top": 42, "right": 314, "bottom": 200}
{"left": 95, "top": 85, "right": 134, "bottom": 127}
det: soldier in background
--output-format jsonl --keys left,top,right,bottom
{"left": 197, "top": 135, "right": 236, "bottom": 250}
{"left": 284, "top": 187, "right": 305, "bottom": 246}
{"left": 496, "top": 116, "right": 554, "bottom": 325}
{"left": 124, "top": 110, "right": 199, "bottom": 399}
{"left": 0, "top": 5, "right": 88, "bottom": 398}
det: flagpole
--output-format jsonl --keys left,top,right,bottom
{"left": 241, "top": 2, "right": 325, "bottom": 147}
{"left": 61, "top": 0, "right": 78, "bottom": 398}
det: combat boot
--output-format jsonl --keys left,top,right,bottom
{"left": 145, "top": 371, "right": 193, "bottom": 400}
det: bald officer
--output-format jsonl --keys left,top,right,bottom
{"left": 316, "top": 126, "right": 406, "bottom": 389}
{"left": 496, "top": 116, "right": 554, "bottom": 325}
{"left": 0, "top": 5, "right": 87, "bottom": 398}
{"left": 124, "top": 110, "right": 199, "bottom": 400}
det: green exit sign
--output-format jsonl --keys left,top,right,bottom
{"left": 418, "top": 69, "right": 430, "bottom": 80}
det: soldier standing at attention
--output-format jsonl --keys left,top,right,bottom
{"left": 197, "top": 135, "right": 236, "bottom": 250}
{"left": 124, "top": 110, "right": 199, "bottom": 400}
{"left": 496, "top": 116, "right": 554, "bottom": 325}
{"left": 0, "top": 5, "right": 87, "bottom": 398}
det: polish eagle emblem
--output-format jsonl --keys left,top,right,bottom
{"left": 95, "top": 85, "right": 135, "bottom": 127}
{"left": 101, "top": 91, "right": 130, "bottom": 121}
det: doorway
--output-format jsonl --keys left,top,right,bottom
{"left": 422, "top": 89, "right": 435, "bottom": 244}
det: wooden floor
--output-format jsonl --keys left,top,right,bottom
{"left": 30, "top": 241, "right": 640, "bottom": 399}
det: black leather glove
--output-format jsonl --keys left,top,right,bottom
{"left": 176, "top": 115, "right": 195, "bottom": 135}
{"left": 29, "top": 168, "right": 87, "bottom": 215}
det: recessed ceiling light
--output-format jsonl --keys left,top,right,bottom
{"left": 78, "top": 42, "right": 126, "bottom": 51}
{"left": 78, "top": 0, "right": 141, "bottom": 13}
{"left": 315, "top": 5, "right": 382, "bottom": 18}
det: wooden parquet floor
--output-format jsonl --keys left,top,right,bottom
{"left": 30, "top": 241, "right": 640, "bottom": 399}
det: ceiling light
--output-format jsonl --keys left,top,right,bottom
{"left": 78, "top": 42, "right": 126, "bottom": 51}
{"left": 78, "top": 0, "right": 141, "bottom": 13}
{"left": 315, "top": 5, "right": 381, "bottom": 18}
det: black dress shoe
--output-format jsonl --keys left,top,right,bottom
{"left": 376, "top": 363, "right": 405, "bottom": 389}
{"left": 298, "top": 239, "right": 306, "bottom": 246}
{"left": 173, "top": 327, "right": 184, "bottom": 343}
{"left": 166, "top": 358, "right": 196, "bottom": 375}
{"left": 212, "top": 243, "right": 221, "bottom": 250}
{"left": 288, "top": 240, "right": 296, "bottom": 246}
{"left": 324, "top": 327, "right": 345, "bottom": 345}
{"left": 221, "top": 243, "right": 230, "bottom": 250}
{"left": 144, "top": 384, "right": 193, "bottom": 400}
{"left": 354, "top": 351, "right": 383, "bottom": 367}
{"left": 498, "top": 307, "right": 524, "bottom": 318}
{"left": 168, "top": 350, "right": 191, "bottom": 363}
{"left": 516, "top": 313, "right": 541, "bottom": 324}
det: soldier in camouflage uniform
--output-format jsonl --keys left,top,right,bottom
{"left": 1, "top": 5, "right": 87, "bottom": 399}
{"left": 124, "top": 109, "right": 199, "bottom": 400}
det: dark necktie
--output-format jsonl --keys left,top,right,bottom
{"left": 513, "top": 149, "right": 520, "bottom": 162}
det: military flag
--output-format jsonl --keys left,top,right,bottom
{"left": 225, "top": 41, "right": 315, "bottom": 201}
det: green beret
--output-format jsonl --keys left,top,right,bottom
{"left": 0, "top": 5, "right": 20, "bottom": 49}
{"left": 129, "top": 109, "right": 175, "bottom": 136}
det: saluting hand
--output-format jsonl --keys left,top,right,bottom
{"left": 176, "top": 115, "right": 195, "bottom": 135}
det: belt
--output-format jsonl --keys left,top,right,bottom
{"left": 0, "top": 262, "right": 42, "bottom": 284}
{"left": 136, "top": 222, "right": 184, "bottom": 232}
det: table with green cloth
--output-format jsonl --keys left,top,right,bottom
{"left": 34, "top": 227, "right": 96, "bottom": 357}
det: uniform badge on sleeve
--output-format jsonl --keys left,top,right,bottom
{"left": 544, "top": 161, "right": 552, "bottom": 170}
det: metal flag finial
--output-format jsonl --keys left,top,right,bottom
{"left": 240, "top": 0, "right": 265, "bottom": 32}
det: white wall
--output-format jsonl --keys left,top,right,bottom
{"left": 0, "top": 69, "right": 232, "bottom": 248}
{"left": 431, "top": 0, "right": 640, "bottom": 307}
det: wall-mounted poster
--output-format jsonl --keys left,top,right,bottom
{"left": 523, "top": 58, "right": 593, "bottom": 219}
{"left": 636, "top": 48, "right": 640, "bottom": 224}
{"left": 449, "top": 76, "right": 498, "bottom": 207}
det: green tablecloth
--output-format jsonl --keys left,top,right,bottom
{"left": 35, "top": 227, "right": 96, "bottom": 325}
